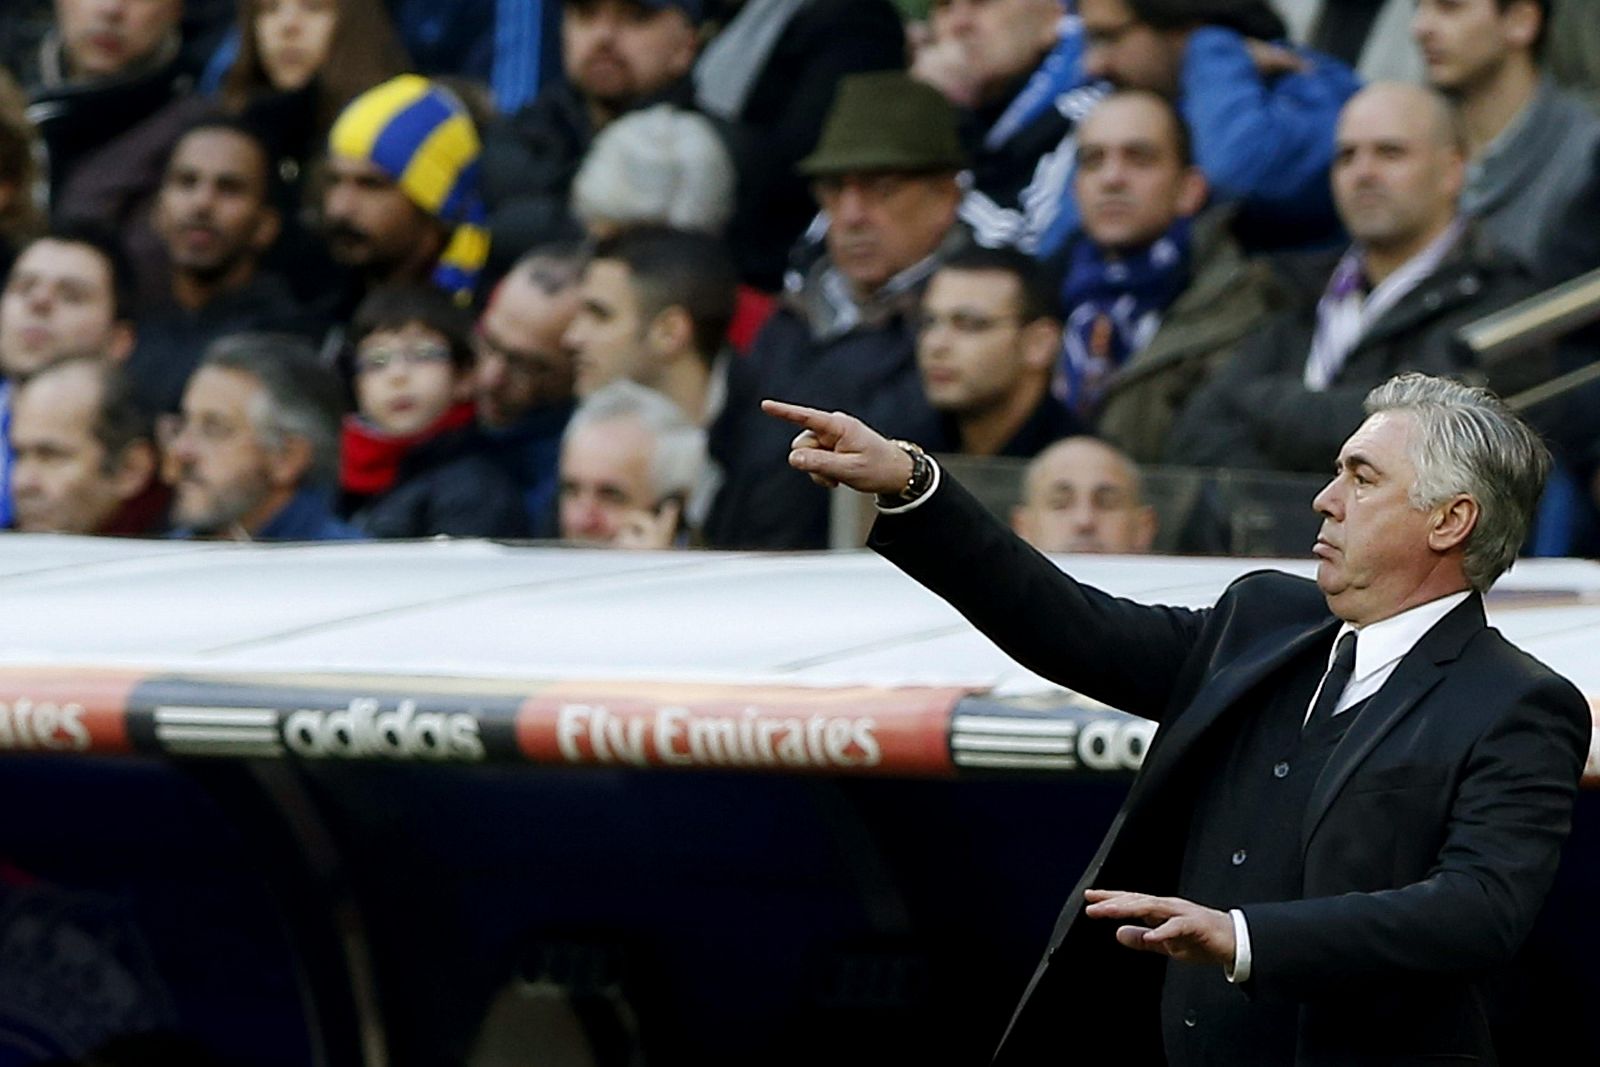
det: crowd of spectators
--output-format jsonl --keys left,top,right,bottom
{"left": 0, "top": 0, "right": 1597, "bottom": 555}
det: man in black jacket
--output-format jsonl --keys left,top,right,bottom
{"left": 131, "top": 118, "right": 316, "bottom": 414}
{"left": 763, "top": 370, "right": 1588, "bottom": 1065}
{"left": 1167, "top": 82, "right": 1543, "bottom": 474}
{"left": 705, "top": 72, "right": 967, "bottom": 549}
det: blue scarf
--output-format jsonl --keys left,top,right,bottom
{"left": 1057, "top": 218, "right": 1192, "bottom": 413}
{"left": 985, "top": 11, "right": 1087, "bottom": 151}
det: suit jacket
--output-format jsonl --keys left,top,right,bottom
{"left": 869, "top": 475, "right": 1590, "bottom": 1066}
{"left": 1165, "top": 226, "right": 1543, "bottom": 475}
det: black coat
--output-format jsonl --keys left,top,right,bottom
{"left": 870, "top": 474, "right": 1590, "bottom": 1066}
{"left": 127, "top": 272, "right": 323, "bottom": 414}
{"left": 1166, "top": 226, "right": 1545, "bottom": 473}
{"left": 343, "top": 426, "right": 530, "bottom": 540}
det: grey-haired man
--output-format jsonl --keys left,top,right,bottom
{"left": 764, "top": 371, "right": 1588, "bottom": 1066}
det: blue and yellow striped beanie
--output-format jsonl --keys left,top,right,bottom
{"left": 329, "top": 75, "right": 491, "bottom": 304}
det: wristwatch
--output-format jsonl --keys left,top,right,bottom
{"left": 879, "top": 439, "right": 935, "bottom": 506}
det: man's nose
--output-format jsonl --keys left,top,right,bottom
{"left": 592, "top": 8, "right": 624, "bottom": 40}
{"left": 562, "top": 319, "right": 590, "bottom": 355}
{"left": 1313, "top": 478, "right": 1341, "bottom": 518}
{"left": 187, "top": 183, "right": 218, "bottom": 216}
{"left": 11, "top": 462, "right": 39, "bottom": 496}
{"left": 476, "top": 354, "right": 505, "bottom": 390}
{"left": 1410, "top": 8, "right": 1433, "bottom": 44}
{"left": 324, "top": 182, "right": 356, "bottom": 220}
{"left": 943, "top": 0, "right": 978, "bottom": 34}
{"left": 1083, "top": 44, "right": 1110, "bottom": 81}
{"left": 833, "top": 185, "right": 870, "bottom": 226}
{"left": 574, "top": 499, "right": 609, "bottom": 536}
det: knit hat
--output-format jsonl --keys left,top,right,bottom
{"left": 329, "top": 75, "right": 490, "bottom": 304}
{"left": 798, "top": 72, "right": 967, "bottom": 177}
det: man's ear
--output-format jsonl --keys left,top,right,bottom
{"left": 110, "top": 439, "right": 157, "bottom": 502}
{"left": 1429, "top": 494, "right": 1479, "bottom": 554}
{"left": 648, "top": 306, "right": 694, "bottom": 361}
{"left": 1020, "top": 317, "right": 1063, "bottom": 375}
{"left": 1133, "top": 504, "right": 1159, "bottom": 553}
{"left": 252, "top": 206, "right": 282, "bottom": 254}
{"left": 267, "top": 434, "right": 314, "bottom": 490}
{"left": 107, "top": 323, "right": 136, "bottom": 364}
{"left": 1176, "top": 167, "right": 1209, "bottom": 219}
{"left": 1504, "top": 0, "right": 1543, "bottom": 51}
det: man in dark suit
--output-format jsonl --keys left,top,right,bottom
{"left": 763, "top": 372, "right": 1590, "bottom": 1066}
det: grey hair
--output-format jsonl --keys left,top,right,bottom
{"left": 571, "top": 105, "right": 736, "bottom": 236}
{"left": 563, "top": 380, "right": 706, "bottom": 500}
{"left": 199, "top": 333, "right": 345, "bottom": 488}
{"left": 1363, "top": 373, "right": 1550, "bottom": 592}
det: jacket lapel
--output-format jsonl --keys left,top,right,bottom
{"left": 1300, "top": 593, "right": 1486, "bottom": 848}
{"left": 1132, "top": 614, "right": 1342, "bottom": 797}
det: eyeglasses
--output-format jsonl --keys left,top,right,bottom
{"left": 354, "top": 340, "right": 453, "bottom": 374}
{"left": 473, "top": 330, "right": 565, "bottom": 380}
{"left": 914, "top": 310, "right": 1023, "bottom": 336}
{"left": 158, "top": 410, "right": 244, "bottom": 447}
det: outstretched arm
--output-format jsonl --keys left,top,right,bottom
{"left": 762, "top": 399, "right": 1210, "bottom": 720}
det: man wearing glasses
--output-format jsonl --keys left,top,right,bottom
{"left": 473, "top": 244, "right": 585, "bottom": 532}
{"left": 916, "top": 246, "right": 1081, "bottom": 459}
{"left": 167, "top": 334, "right": 360, "bottom": 542}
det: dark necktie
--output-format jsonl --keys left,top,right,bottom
{"left": 1305, "top": 631, "right": 1358, "bottom": 730}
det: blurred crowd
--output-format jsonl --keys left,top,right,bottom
{"left": 0, "top": 0, "right": 1597, "bottom": 555}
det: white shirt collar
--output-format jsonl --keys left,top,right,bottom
{"left": 1331, "top": 590, "right": 1473, "bottom": 683}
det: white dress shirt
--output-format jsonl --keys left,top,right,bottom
{"left": 1228, "top": 590, "right": 1473, "bottom": 983}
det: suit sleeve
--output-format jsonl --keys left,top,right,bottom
{"left": 869, "top": 472, "right": 1208, "bottom": 721}
{"left": 1241, "top": 673, "right": 1591, "bottom": 1000}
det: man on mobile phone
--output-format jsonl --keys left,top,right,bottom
{"left": 557, "top": 379, "right": 706, "bottom": 548}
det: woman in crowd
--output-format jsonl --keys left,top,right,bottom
{"left": 222, "top": 0, "right": 410, "bottom": 186}
{"left": 220, "top": 0, "right": 410, "bottom": 310}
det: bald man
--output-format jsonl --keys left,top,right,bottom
{"left": 1167, "top": 83, "right": 1544, "bottom": 475}
{"left": 1012, "top": 437, "right": 1158, "bottom": 554}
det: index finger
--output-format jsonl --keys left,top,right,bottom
{"left": 762, "top": 398, "right": 845, "bottom": 436}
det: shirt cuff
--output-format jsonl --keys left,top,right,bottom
{"left": 1225, "top": 908, "right": 1252, "bottom": 984}
{"left": 874, "top": 455, "right": 942, "bottom": 514}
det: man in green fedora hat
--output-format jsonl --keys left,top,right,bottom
{"left": 704, "top": 70, "right": 974, "bottom": 550}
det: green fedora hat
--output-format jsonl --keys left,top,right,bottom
{"left": 799, "top": 71, "right": 968, "bottom": 177}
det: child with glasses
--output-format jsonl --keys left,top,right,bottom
{"left": 339, "top": 285, "right": 529, "bottom": 539}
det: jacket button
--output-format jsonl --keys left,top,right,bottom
{"left": 1184, "top": 1009, "right": 1199, "bottom": 1028}
{"left": 1231, "top": 849, "right": 1248, "bottom": 866}
{"left": 1273, "top": 761, "right": 1290, "bottom": 778}
{"left": 1423, "top": 292, "right": 1443, "bottom": 310}
{"left": 1460, "top": 275, "right": 1481, "bottom": 296}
